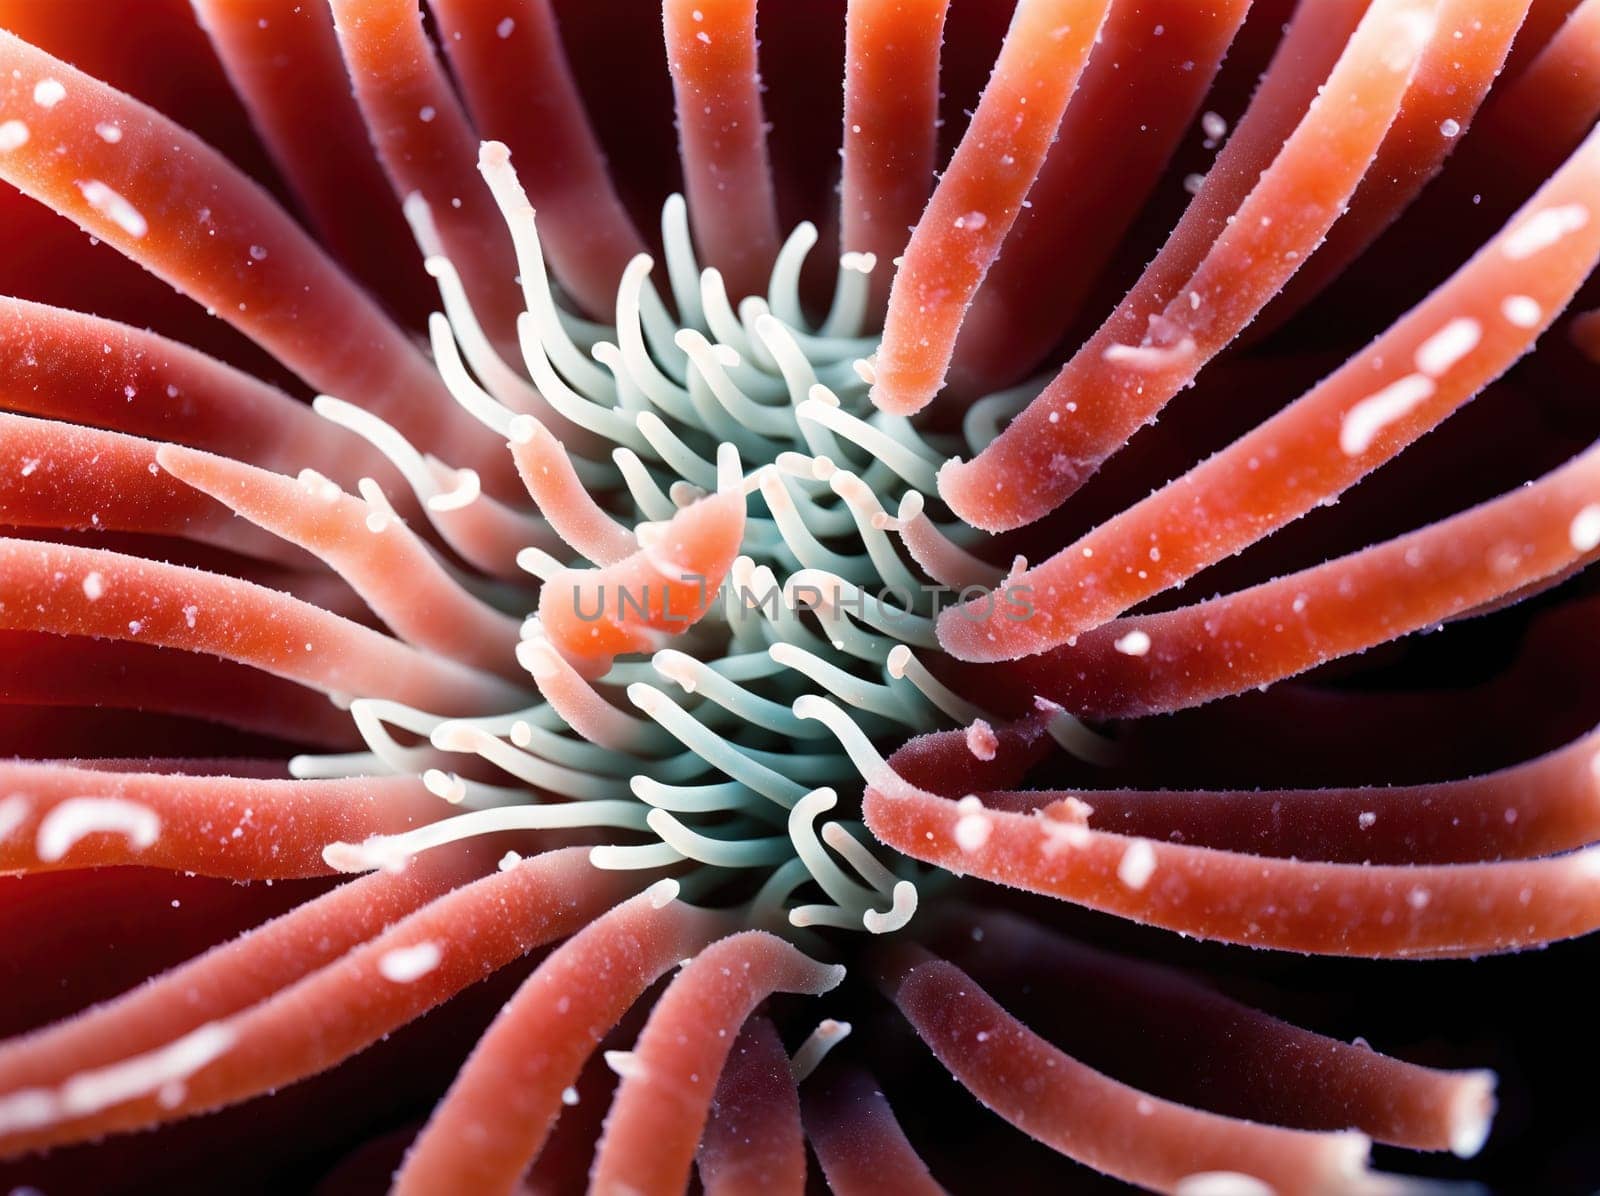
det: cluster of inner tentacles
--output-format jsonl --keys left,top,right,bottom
{"left": 0, "top": 0, "right": 1598, "bottom": 1190}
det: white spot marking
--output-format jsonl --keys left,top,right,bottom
{"left": 1569, "top": 504, "right": 1600, "bottom": 552}
{"left": 32, "top": 78, "right": 66, "bottom": 108}
{"left": 1499, "top": 295, "right": 1541, "bottom": 328}
{"left": 1113, "top": 629, "right": 1151, "bottom": 657}
{"left": 378, "top": 941, "right": 442, "bottom": 983}
{"left": 954, "top": 795, "right": 992, "bottom": 852}
{"left": 1340, "top": 374, "right": 1436, "bottom": 455}
{"left": 1502, "top": 204, "right": 1589, "bottom": 260}
{"left": 1414, "top": 317, "right": 1480, "bottom": 377}
{"left": 78, "top": 180, "right": 148, "bottom": 238}
{"left": 36, "top": 797, "right": 161, "bottom": 862}
{"left": 1118, "top": 840, "right": 1156, "bottom": 889}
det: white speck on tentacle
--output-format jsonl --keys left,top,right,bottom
{"left": 0, "top": 1023, "right": 235, "bottom": 1134}
{"left": 1103, "top": 338, "right": 1197, "bottom": 371}
{"left": 1570, "top": 504, "right": 1600, "bottom": 552}
{"left": 954, "top": 795, "right": 992, "bottom": 852}
{"left": 78, "top": 180, "right": 148, "bottom": 238}
{"left": 32, "top": 77, "right": 66, "bottom": 108}
{"left": 36, "top": 797, "right": 161, "bottom": 862}
{"left": 1414, "top": 317, "right": 1481, "bottom": 377}
{"left": 965, "top": 719, "right": 998, "bottom": 760}
{"left": 1502, "top": 204, "right": 1590, "bottom": 260}
{"left": 378, "top": 941, "right": 443, "bottom": 983}
{"left": 0, "top": 119, "right": 29, "bottom": 151}
{"left": 1174, "top": 1174, "right": 1276, "bottom": 1196}
{"left": 1113, "top": 630, "right": 1152, "bottom": 657}
{"left": 1340, "top": 373, "right": 1436, "bottom": 455}
{"left": 604, "top": 1050, "right": 645, "bottom": 1079}
{"left": 1118, "top": 840, "right": 1156, "bottom": 889}
{"left": 1500, "top": 294, "right": 1541, "bottom": 328}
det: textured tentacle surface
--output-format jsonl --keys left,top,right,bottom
{"left": 3, "top": 1, "right": 1599, "bottom": 1189}
{"left": 588, "top": 931, "right": 844, "bottom": 1195}
{"left": 394, "top": 881, "right": 724, "bottom": 1194}
{"left": 872, "top": 0, "right": 1112, "bottom": 416}
{"left": 888, "top": 956, "right": 1378, "bottom": 1195}
{"left": 803, "top": 1064, "right": 948, "bottom": 1196}
{"left": 696, "top": 1015, "right": 807, "bottom": 1195}
{"left": 939, "top": 0, "right": 1446, "bottom": 530}
{"left": 0, "top": 847, "right": 625, "bottom": 1155}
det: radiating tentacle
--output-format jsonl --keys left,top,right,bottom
{"left": 697, "top": 1015, "right": 806, "bottom": 1195}
{"left": 941, "top": 0, "right": 1443, "bottom": 530}
{"left": 0, "top": 412, "right": 301, "bottom": 566}
{"left": 839, "top": 0, "right": 947, "bottom": 320}
{"left": 938, "top": 908, "right": 1496, "bottom": 1157}
{"left": 984, "top": 724, "right": 1600, "bottom": 866}
{"left": 663, "top": 0, "right": 781, "bottom": 302}
{"left": 156, "top": 444, "right": 523, "bottom": 677}
{"left": 394, "top": 881, "right": 724, "bottom": 1195}
{"left": 327, "top": 0, "right": 523, "bottom": 348}
{"left": 0, "top": 847, "right": 628, "bottom": 1156}
{"left": 0, "top": 32, "right": 506, "bottom": 487}
{"left": 0, "top": 846, "right": 481, "bottom": 1125}
{"left": 941, "top": 120, "right": 1600, "bottom": 658}
{"left": 871, "top": 0, "right": 1112, "bottom": 415}
{"left": 1453, "top": 0, "right": 1600, "bottom": 214}
{"left": 802, "top": 1063, "right": 948, "bottom": 1196}
{"left": 951, "top": 0, "right": 1252, "bottom": 390}
{"left": 1255, "top": 0, "right": 1531, "bottom": 331}
{"left": 508, "top": 414, "right": 637, "bottom": 565}
{"left": 0, "top": 297, "right": 387, "bottom": 487}
{"left": 588, "top": 931, "right": 844, "bottom": 1195}
{"left": 862, "top": 772, "right": 1600, "bottom": 958}
{"left": 988, "top": 440, "right": 1600, "bottom": 717}
{"left": 887, "top": 956, "right": 1380, "bottom": 1195}
{"left": 190, "top": 0, "right": 428, "bottom": 313}
{"left": 429, "top": 0, "right": 647, "bottom": 318}
{"left": 0, "top": 632, "right": 360, "bottom": 748}
{"left": 0, "top": 762, "right": 441, "bottom": 878}
{"left": 0, "top": 539, "right": 526, "bottom": 714}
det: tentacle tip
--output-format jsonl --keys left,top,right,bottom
{"left": 1449, "top": 1073, "right": 1497, "bottom": 1158}
{"left": 817, "top": 961, "right": 848, "bottom": 992}
{"left": 645, "top": 878, "right": 680, "bottom": 909}
{"left": 863, "top": 881, "right": 918, "bottom": 934}
{"left": 507, "top": 414, "right": 539, "bottom": 445}
{"left": 321, "top": 840, "right": 373, "bottom": 874}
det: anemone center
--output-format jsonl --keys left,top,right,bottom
{"left": 302, "top": 141, "right": 1106, "bottom": 935}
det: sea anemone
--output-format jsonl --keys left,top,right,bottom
{"left": 0, "top": 0, "right": 1597, "bottom": 1190}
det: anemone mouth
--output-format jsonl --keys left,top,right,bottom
{"left": 0, "top": 0, "right": 1598, "bottom": 1191}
